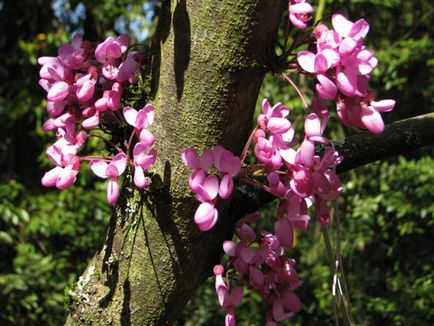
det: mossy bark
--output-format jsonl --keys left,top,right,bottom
{"left": 66, "top": 1, "right": 287, "bottom": 325}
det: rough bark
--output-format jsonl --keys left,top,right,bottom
{"left": 66, "top": 1, "right": 287, "bottom": 325}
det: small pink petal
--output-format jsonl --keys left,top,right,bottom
{"left": 350, "top": 18, "right": 370, "bottom": 40}
{"left": 123, "top": 106, "right": 137, "bottom": 127}
{"left": 219, "top": 174, "right": 234, "bottom": 200}
{"left": 299, "top": 139, "right": 315, "bottom": 167}
{"left": 332, "top": 14, "right": 353, "bottom": 38}
{"left": 199, "top": 149, "right": 214, "bottom": 171}
{"left": 273, "top": 299, "right": 295, "bottom": 322}
{"left": 134, "top": 166, "right": 149, "bottom": 189}
{"left": 194, "top": 202, "right": 218, "bottom": 231}
{"left": 201, "top": 174, "right": 219, "bottom": 201}
{"left": 189, "top": 169, "right": 205, "bottom": 192}
{"left": 107, "top": 90, "right": 121, "bottom": 110}
{"left": 370, "top": 99, "right": 395, "bottom": 112}
{"left": 111, "top": 152, "right": 127, "bottom": 175}
{"left": 297, "top": 51, "right": 315, "bottom": 73}
{"left": 95, "top": 97, "right": 108, "bottom": 111}
{"left": 41, "top": 167, "right": 63, "bottom": 187}
{"left": 339, "top": 37, "right": 357, "bottom": 56}
{"left": 90, "top": 160, "right": 108, "bottom": 178}
{"left": 238, "top": 244, "right": 256, "bottom": 264}
{"left": 249, "top": 266, "right": 265, "bottom": 288}
{"left": 311, "top": 171, "right": 332, "bottom": 196}
{"left": 361, "top": 106, "right": 384, "bottom": 134}
{"left": 181, "top": 148, "right": 200, "bottom": 169}
{"left": 82, "top": 112, "right": 100, "bottom": 129}
{"left": 77, "top": 79, "right": 95, "bottom": 102}
{"left": 314, "top": 53, "right": 328, "bottom": 74}
{"left": 235, "top": 223, "right": 256, "bottom": 244}
{"left": 274, "top": 219, "right": 294, "bottom": 248}
{"left": 56, "top": 165, "right": 78, "bottom": 190}
{"left": 47, "top": 81, "right": 70, "bottom": 102}
{"left": 230, "top": 287, "right": 244, "bottom": 307}
{"left": 223, "top": 241, "right": 237, "bottom": 256}
{"left": 304, "top": 113, "right": 322, "bottom": 137}
{"left": 267, "top": 117, "right": 291, "bottom": 134}
{"left": 217, "top": 150, "right": 241, "bottom": 176}
{"left": 139, "top": 129, "right": 156, "bottom": 147}
{"left": 281, "top": 290, "right": 302, "bottom": 313}
{"left": 107, "top": 178, "right": 119, "bottom": 205}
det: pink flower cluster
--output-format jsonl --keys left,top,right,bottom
{"left": 181, "top": 146, "right": 241, "bottom": 231}
{"left": 39, "top": 34, "right": 157, "bottom": 205}
{"left": 123, "top": 105, "right": 157, "bottom": 189}
{"left": 254, "top": 99, "right": 343, "bottom": 228}
{"left": 297, "top": 14, "right": 395, "bottom": 133}
{"left": 213, "top": 265, "right": 244, "bottom": 326}
{"left": 215, "top": 212, "right": 303, "bottom": 325}
{"left": 87, "top": 104, "right": 156, "bottom": 205}
{"left": 182, "top": 98, "right": 344, "bottom": 324}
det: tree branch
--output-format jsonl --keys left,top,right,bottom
{"left": 335, "top": 112, "right": 434, "bottom": 173}
{"left": 232, "top": 112, "right": 434, "bottom": 218}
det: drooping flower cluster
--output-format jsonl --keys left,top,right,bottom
{"left": 123, "top": 105, "right": 157, "bottom": 189}
{"left": 182, "top": 97, "right": 344, "bottom": 325}
{"left": 213, "top": 265, "right": 244, "bottom": 326}
{"left": 181, "top": 146, "right": 241, "bottom": 231}
{"left": 39, "top": 34, "right": 156, "bottom": 205}
{"left": 296, "top": 14, "right": 395, "bottom": 133}
{"left": 216, "top": 212, "right": 303, "bottom": 325}
{"left": 181, "top": 12, "right": 394, "bottom": 324}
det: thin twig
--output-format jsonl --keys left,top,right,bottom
{"left": 282, "top": 72, "right": 309, "bottom": 111}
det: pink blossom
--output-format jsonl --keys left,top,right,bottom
{"left": 195, "top": 202, "right": 219, "bottom": 231}
{"left": 289, "top": 0, "right": 314, "bottom": 29}
{"left": 90, "top": 153, "right": 127, "bottom": 205}
{"left": 58, "top": 33, "right": 87, "bottom": 69}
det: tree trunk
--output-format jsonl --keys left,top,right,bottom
{"left": 66, "top": 1, "right": 287, "bottom": 324}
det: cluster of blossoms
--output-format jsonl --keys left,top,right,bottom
{"left": 183, "top": 98, "right": 342, "bottom": 324}
{"left": 39, "top": 34, "right": 157, "bottom": 204}
{"left": 181, "top": 6, "right": 395, "bottom": 325}
{"left": 296, "top": 14, "right": 395, "bottom": 133}
{"left": 216, "top": 212, "right": 303, "bottom": 325}
{"left": 181, "top": 146, "right": 241, "bottom": 231}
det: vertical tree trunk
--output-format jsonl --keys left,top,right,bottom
{"left": 66, "top": 1, "right": 287, "bottom": 324}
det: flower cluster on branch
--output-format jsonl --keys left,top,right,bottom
{"left": 39, "top": 34, "right": 156, "bottom": 205}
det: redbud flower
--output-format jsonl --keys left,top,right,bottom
{"left": 289, "top": 0, "right": 314, "bottom": 29}
{"left": 90, "top": 153, "right": 127, "bottom": 205}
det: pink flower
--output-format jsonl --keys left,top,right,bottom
{"left": 332, "top": 14, "right": 370, "bottom": 41}
{"left": 289, "top": 0, "right": 314, "bottom": 29}
{"left": 195, "top": 202, "right": 219, "bottom": 231}
{"left": 182, "top": 146, "right": 242, "bottom": 231}
{"left": 90, "top": 152, "right": 127, "bottom": 205}
{"left": 58, "top": 33, "right": 87, "bottom": 69}
{"left": 95, "top": 34, "right": 129, "bottom": 64}
{"left": 123, "top": 104, "right": 155, "bottom": 130}
{"left": 133, "top": 143, "right": 157, "bottom": 189}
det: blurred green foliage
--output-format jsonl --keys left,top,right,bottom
{"left": 0, "top": 0, "right": 433, "bottom": 325}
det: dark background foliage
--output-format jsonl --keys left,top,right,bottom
{"left": 0, "top": 0, "right": 432, "bottom": 325}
